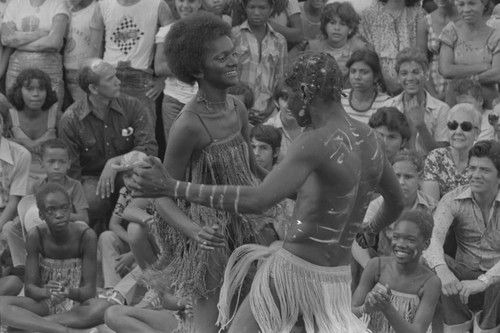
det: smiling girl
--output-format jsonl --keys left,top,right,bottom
{"left": 352, "top": 209, "right": 441, "bottom": 333}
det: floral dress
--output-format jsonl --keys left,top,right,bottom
{"left": 426, "top": 14, "right": 447, "bottom": 96}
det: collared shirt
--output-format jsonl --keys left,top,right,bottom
{"left": 0, "top": 138, "right": 30, "bottom": 209}
{"left": 365, "top": 190, "right": 437, "bottom": 256}
{"left": 232, "top": 21, "right": 287, "bottom": 120}
{"left": 382, "top": 90, "right": 450, "bottom": 155}
{"left": 59, "top": 94, "right": 158, "bottom": 179}
{"left": 424, "top": 185, "right": 500, "bottom": 277}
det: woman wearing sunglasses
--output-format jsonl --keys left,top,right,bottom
{"left": 422, "top": 103, "right": 482, "bottom": 201}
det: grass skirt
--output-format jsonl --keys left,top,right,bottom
{"left": 217, "top": 245, "right": 369, "bottom": 333}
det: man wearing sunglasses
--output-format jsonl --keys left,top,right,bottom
{"left": 424, "top": 140, "right": 500, "bottom": 332}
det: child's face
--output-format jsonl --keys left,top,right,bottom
{"left": 246, "top": 0, "right": 272, "bottom": 29}
{"left": 22, "top": 79, "right": 47, "bottom": 111}
{"left": 456, "top": 93, "right": 483, "bottom": 112}
{"left": 374, "top": 126, "right": 404, "bottom": 162}
{"left": 176, "top": 0, "right": 202, "bottom": 19}
{"left": 42, "top": 148, "right": 69, "bottom": 181}
{"left": 325, "top": 15, "right": 351, "bottom": 46}
{"left": 392, "top": 220, "right": 426, "bottom": 263}
{"left": 40, "top": 192, "right": 71, "bottom": 232}
{"left": 203, "top": 0, "right": 225, "bottom": 16}
{"left": 251, "top": 137, "right": 276, "bottom": 171}
{"left": 393, "top": 160, "right": 420, "bottom": 204}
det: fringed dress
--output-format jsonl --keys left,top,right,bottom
{"left": 37, "top": 227, "right": 88, "bottom": 314}
{"left": 147, "top": 98, "right": 282, "bottom": 299}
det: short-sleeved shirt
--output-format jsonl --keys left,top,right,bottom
{"left": 3, "top": 0, "right": 69, "bottom": 51}
{"left": 423, "top": 146, "right": 469, "bottom": 198}
{"left": 0, "top": 138, "right": 30, "bottom": 208}
{"left": 64, "top": 2, "right": 96, "bottom": 70}
{"left": 59, "top": 95, "right": 158, "bottom": 179}
{"left": 33, "top": 175, "right": 89, "bottom": 212}
{"left": 341, "top": 89, "right": 390, "bottom": 124}
{"left": 382, "top": 90, "right": 450, "bottom": 155}
{"left": 155, "top": 24, "right": 198, "bottom": 104}
{"left": 269, "top": 0, "right": 300, "bottom": 28}
{"left": 298, "top": 2, "right": 320, "bottom": 41}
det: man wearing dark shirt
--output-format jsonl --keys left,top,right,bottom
{"left": 59, "top": 59, "right": 157, "bottom": 230}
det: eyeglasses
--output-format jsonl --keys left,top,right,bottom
{"left": 447, "top": 120, "right": 475, "bottom": 132}
{"left": 489, "top": 113, "right": 499, "bottom": 126}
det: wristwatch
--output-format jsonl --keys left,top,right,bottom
{"left": 478, "top": 274, "right": 490, "bottom": 286}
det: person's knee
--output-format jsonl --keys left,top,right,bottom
{"left": 98, "top": 231, "right": 119, "bottom": 249}
{"left": 104, "top": 304, "right": 128, "bottom": 326}
{"left": 127, "top": 223, "right": 146, "bottom": 245}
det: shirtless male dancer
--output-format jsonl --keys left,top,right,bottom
{"left": 131, "top": 53, "right": 405, "bottom": 333}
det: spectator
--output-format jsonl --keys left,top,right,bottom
{"left": 154, "top": 0, "right": 201, "bottom": 149}
{"left": 264, "top": 83, "right": 301, "bottom": 162}
{"left": 233, "top": 0, "right": 287, "bottom": 125}
{"left": 368, "top": 107, "right": 411, "bottom": 163}
{"left": 424, "top": 140, "right": 500, "bottom": 332}
{"left": 299, "top": 0, "right": 327, "bottom": 41}
{"left": 7, "top": 68, "right": 59, "bottom": 184}
{"left": 58, "top": 59, "right": 158, "bottom": 232}
{"left": 352, "top": 210, "right": 440, "bottom": 333}
{"left": 454, "top": 78, "right": 494, "bottom": 142}
{"left": 4, "top": 139, "right": 89, "bottom": 273}
{"left": 0, "top": 103, "right": 30, "bottom": 235}
{"left": 422, "top": 103, "right": 481, "bottom": 201}
{"left": 269, "top": 0, "right": 304, "bottom": 44}
{"left": 1, "top": 0, "right": 69, "bottom": 111}
{"left": 488, "top": 103, "right": 500, "bottom": 141}
{"left": 227, "top": 82, "right": 255, "bottom": 110}
{"left": 360, "top": 0, "right": 426, "bottom": 95}
{"left": 439, "top": 0, "right": 500, "bottom": 109}
{"left": 309, "top": 2, "right": 368, "bottom": 82}
{"left": 382, "top": 47, "right": 450, "bottom": 155}
{"left": 64, "top": 0, "right": 97, "bottom": 103}
{"left": 0, "top": 183, "right": 110, "bottom": 333}
{"left": 202, "top": 0, "right": 232, "bottom": 24}
{"left": 250, "top": 125, "right": 282, "bottom": 171}
{"left": 89, "top": 0, "right": 175, "bottom": 125}
{"left": 416, "top": 0, "right": 459, "bottom": 101}
{"left": 342, "top": 49, "right": 390, "bottom": 123}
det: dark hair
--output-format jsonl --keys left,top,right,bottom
{"left": 454, "top": 78, "right": 483, "bottom": 102}
{"left": 346, "top": 48, "right": 387, "bottom": 93}
{"left": 394, "top": 209, "right": 434, "bottom": 242}
{"left": 368, "top": 107, "right": 411, "bottom": 142}
{"left": 250, "top": 125, "right": 282, "bottom": 164}
{"left": 7, "top": 68, "right": 57, "bottom": 111}
{"left": 395, "top": 47, "right": 429, "bottom": 73}
{"left": 320, "top": 2, "right": 360, "bottom": 39}
{"left": 40, "top": 139, "right": 69, "bottom": 159}
{"left": 78, "top": 65, "right": 100, "bottom": 95}
{"left": 468, "top": 140, "right": 500, "bottom": 175}
{"left": 242, "top": 0, "right": 275, "bottom": 9}
{"left": 379, "top": 0, "right": 420, "bottom": 7}
{"left": 392, "top": 150, "right": 424, "bottom": 174}
{"left": 35, "top": 182, "right": 71, "bottom": 212}
{"left": 164, "top": 12, "right": 232, "bottom": 85}
{"left": 227, "top": 83, "right": 255, "bottom": 109}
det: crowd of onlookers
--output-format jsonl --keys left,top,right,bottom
{"left": 0, "top": 0, "right": 499, "bottom": 332}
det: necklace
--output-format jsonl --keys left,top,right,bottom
{"left": 350, "top": 90, "right": 377, "bottom": 112}
{"left": 196, "top": 94, "right": 227, "bottom": 113}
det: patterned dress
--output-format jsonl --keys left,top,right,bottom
{"left": 425, "top": 14, "right": 447, "bottom": 96}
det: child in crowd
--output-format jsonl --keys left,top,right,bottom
{"left": 368, "top": 107, "right": 411, "bottom": 163}
{"left": 250, "top": 125, "right": 282, "bottom": 171}
{"left": 352, "top": 209, "right": 441, "bottom": 333}
{"left": 453, "top": 78, "right": 495, "bottom": 142}
{"left": 308, "top": 2, "right": 368, "bottom": 83}
{"left": 264, "top": 83, "right": 301, "bottom": 163}
{"left": 0, "top": 183, "right": 109, "bottom": 333}
{"left": 98, "top": 151, "right": 159, "bottom": 307}
{"left": 232, "top": 0, "right": 287, "bottom": 125}
{"left": 202, "top": 0, "right": 232, "bottom": 24}
{"left": 4, "top": 139, "right": 89, "bottom": 272}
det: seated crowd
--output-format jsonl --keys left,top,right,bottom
{"left": 0, "top": 0, "right": 498, "bottom": 332}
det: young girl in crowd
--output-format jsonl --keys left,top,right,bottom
{"left": 308, "top": 2, "right": 367, "bottom": 83}
{"left": 352, "top": 209, "right": 441, "bottom": 333}
{"left": 0, "top": 183, "right": 109, "bottom": 333}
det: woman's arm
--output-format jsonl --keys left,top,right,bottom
{"left": 154, "top": 43, "right": 173, "bottom": 77}
{"left": 439, "top": 43, "right": 491, "bottom": 79}
{"left": 476, "top": 51, "right": 500, "bottom": 84}
{"left": 0, "top": 22, "right": 48, "bottom": 49}
{"left": 352, "top": 258, "right": 379, "bottom": 316}
{"left": 381, "top": 275, "right": 441, "bottom": 333}
{"left": 18, "top": 14, "right": 68, "bottom": 52}
{"left": 68, "top": 228, "right": 97, "bottom": 302}
{"left": 24, "top": 229, "right": 49, "bottom": 302}
{"left": 109, "top": 215, "right": 130, "bottom": 244}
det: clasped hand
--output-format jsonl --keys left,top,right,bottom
{"left": 364, "top": 284, "right": 392, "bottom": 313}
{"left": 130, "top": 156, "right": 173, "bottom": 198}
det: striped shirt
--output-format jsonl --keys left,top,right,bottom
{"left": 341, "top": 89, "right": 390, "bottom": 124}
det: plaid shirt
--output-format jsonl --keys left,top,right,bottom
{"left": 232, "top": 21, "right": 287, "bottom": 121}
